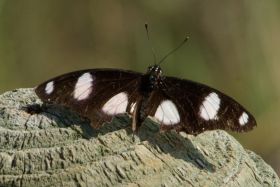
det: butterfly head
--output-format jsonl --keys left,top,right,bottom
{"left": 147, "top": 65, "right": 162, "bottom": 77}
{"left": 146, "top": 65, "right": 163, "bottom": 89}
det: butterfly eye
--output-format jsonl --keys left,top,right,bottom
{"left": 149, "top": 76, "right": 156, "bottom": 81}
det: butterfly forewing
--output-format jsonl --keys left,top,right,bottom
{"left": 35, "top": 65, "right": 256, "bottom": 135}
{"left": 35, "top": 69, "right": 142, "bottom": 128}
{"left": 159, "top": 76, "right": 256, "bottom": 134}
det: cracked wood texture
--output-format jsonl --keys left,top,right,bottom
{"left": 0, "top": 88, "right": 279, "bottom": 187}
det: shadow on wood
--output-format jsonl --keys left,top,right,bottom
{"left": 24, "top": 102, "right": 216, "bottom": 173}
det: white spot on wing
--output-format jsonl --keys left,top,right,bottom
{"left": 74, "top": 73, "right": 94, "bottom": 101}
{"left": 102, "top": 92, "right": 128, "bottom": 115}
{"left": 154, "top": 100, "right": 180, "bottom": 125}
{"left": 45, "top": 81, "right": 54, "bottom": 94}
{"left": 200, "top": 92, "right": 220, "bottom": 120}
{"left": 239, "top": 112, "right": 249, "bottom": 126}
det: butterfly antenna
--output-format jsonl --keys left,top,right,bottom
{"left": 145, "top": 23, "right": 157, "bottom": 65}
{"left": 158, "top": 35, "right": 190, "bottom": 65}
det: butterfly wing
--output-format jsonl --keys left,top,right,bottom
{"left": 35, "top": 69, "right": 142, "bottom": 128}
{"left": 148, "top": 76, "right": 257, "bottom": 135}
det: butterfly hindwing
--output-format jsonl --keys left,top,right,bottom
{"left": 158, "top": 76, "right": 256, "bottom": 134}
{"left": 35, "top": 65, "right": 256, "bottom": 135}
{"left": 138, "top": 89, "right": 184, "bottom": 132}
{"left": 35, "top": 69, "right": 142, "bottom": 128}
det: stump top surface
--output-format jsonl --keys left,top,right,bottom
{"left": 0, "top": 88, "right": 279, "bottom": 187}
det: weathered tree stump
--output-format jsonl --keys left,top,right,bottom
{"left": 0, "top": 88, "right": 279, "bottom": 187}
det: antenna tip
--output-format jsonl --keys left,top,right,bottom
{"left": 184, "top": 35, "right": 190, "bottom": 41}
{"left": 145, "top": 23, "right": 148, "bottom": 28}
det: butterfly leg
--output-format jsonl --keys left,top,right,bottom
{"left": 131, "top": 99, "right": 148, "bottom": 140}
{"left": 132, "top": 106, "right": 138, "bottom": 133}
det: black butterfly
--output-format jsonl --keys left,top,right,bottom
{"left": 35, "top": 65, "right": 256, "bottom": 135}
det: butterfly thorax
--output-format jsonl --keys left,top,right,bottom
{"left": 145, "top": 65, "right": 163, "bottom": 90}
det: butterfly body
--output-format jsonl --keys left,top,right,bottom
{"left": 132, "top": 65, "right": 162, "bottom": 129}
{"left": 35, "top": 65, "right": 256, "bottom": 135}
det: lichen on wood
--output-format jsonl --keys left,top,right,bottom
{"left": 0, "top": 88, "right": 279, "bottom": 187}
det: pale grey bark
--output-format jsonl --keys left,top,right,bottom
{"left": 0, "top": 88, "right": 279, "bottom": 187}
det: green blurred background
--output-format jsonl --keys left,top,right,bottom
{"left": 0, "top": 0, "right": 279, "bottom": 175}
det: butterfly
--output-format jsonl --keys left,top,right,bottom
{"left": 35, "top": 64, "right": 257, "bottom": 135}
